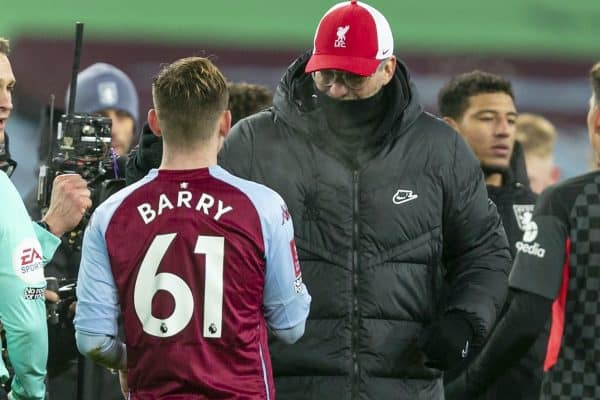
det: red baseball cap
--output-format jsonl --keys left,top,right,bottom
{"left": 305, "top": 0, "right": 394, "bottom": 77}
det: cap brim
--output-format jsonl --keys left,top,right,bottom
{"left": 305, "top": 54, "right": 381, "bottom": 76}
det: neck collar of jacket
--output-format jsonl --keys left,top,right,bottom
{"left": 484, "top": 141, "right": 532, "bottom": 188}
{"left": 272, "top": 51, "right": 424, "bottom": 149}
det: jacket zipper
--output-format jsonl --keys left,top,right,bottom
{"left": 351, "top": 170, "right": 360, "bottom": 398}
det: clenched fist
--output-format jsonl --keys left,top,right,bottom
{"left": 42, "top": 174, "right": 92, "bottom": 236}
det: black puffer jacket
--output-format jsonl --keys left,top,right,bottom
{"left": 217, "top": 52, "right": 511, "bottom": 399}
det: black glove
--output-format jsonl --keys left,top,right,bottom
{"left": 419, "top": 311, "right": 474, "bottom": 370}
{"left": 444, "top": 371, "right": 469, "bottom": 400}
{"left": 445, "top": 368, "right": 487, "bottom": 399}
{"left": 125, "top": 123, "right": 163, "bottom": 185}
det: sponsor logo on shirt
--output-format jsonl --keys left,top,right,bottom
{"left": 12, "top": 237, "right": 45, "bottom": 284}
{"left": 23, "top": 287, "right": 45, "bottom": 300}
{"left": 516, "top": 221, "right": 546, "bottom": 258}
{"left": 513, "top": 204, "right": 535, "bottom": 231}
{"left": 522, "top": 221, "right": 538, "bottom": 242}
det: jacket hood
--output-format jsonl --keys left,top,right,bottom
{"left": 272, "top": 51, "right": 424, "bottom": 146}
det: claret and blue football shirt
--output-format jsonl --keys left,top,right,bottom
{"left": 75, "top": 166, "right": 311, "bottom": 399}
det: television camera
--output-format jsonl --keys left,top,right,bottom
{"left": 37, "top": 23, "right": 126, "bottom": 253}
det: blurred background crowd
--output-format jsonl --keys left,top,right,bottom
{"left": 2, "top": 0, "right": 599, "bottom": 195}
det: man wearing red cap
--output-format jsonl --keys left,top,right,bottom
{"left": 128, "top": 1, "right": 511, "bottom": 398}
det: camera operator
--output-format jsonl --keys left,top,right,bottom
{"left": 26, "top": 63, "right": 138, "bottom": 222}
{"left": 40, "top": 62, "right": 139, "bottom": 400}
{"left": 0, "top": 36, "right": 91, "bottom": 400}
{"left": 66, "top": 62, "right": 139, "bottom": 158}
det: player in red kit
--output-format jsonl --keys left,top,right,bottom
{"left": 74, "top": 57, "right": 311, "bottom": 399}
{"left": 445, "top": 62, "right": 600, "bottom": 400}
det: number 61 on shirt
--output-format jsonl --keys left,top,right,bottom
{"left": 134, "top": 233, "right": 224, "bottom": 338}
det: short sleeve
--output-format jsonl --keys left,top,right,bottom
{"left": 509, "top": 188, "right": 569, "bottom": 300}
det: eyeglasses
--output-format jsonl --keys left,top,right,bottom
{"left": 312, "top": 70, "right": 371, "bottom": 90}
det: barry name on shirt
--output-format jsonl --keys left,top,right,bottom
{"left": 137, "top": 186, "right": 233, "bottom": 225}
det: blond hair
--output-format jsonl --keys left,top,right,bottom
{"left": 515, "top": 113, "right": 557, "bottom": 158}
{"left": 591, "top": 62, "right": 600, "bottom": 105}
{"left": 0, "top": 37, "right": 10, "bottom": 55}
{"left": 152, "top": 57, "right": 228, "bottom": 148}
